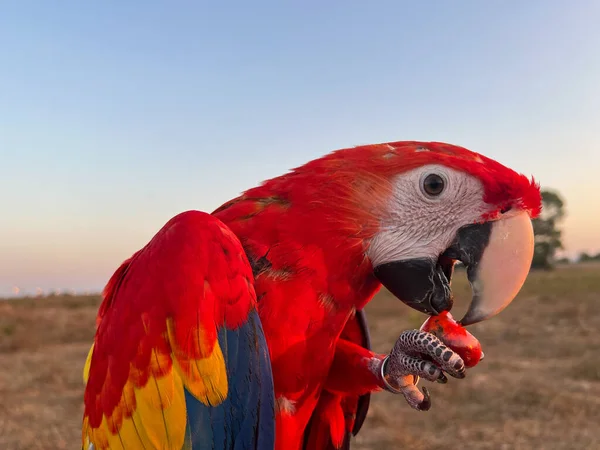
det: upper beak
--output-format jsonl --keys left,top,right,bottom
{"left": 373, "top": 210, "right": 535, "bottom": 325}
{"left": 451, "top": 211, "right": 535, "bottom": 325}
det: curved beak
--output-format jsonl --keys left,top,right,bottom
{"left": 454, "top": 211, "right": 535, "bottom": 325}
{"left": 373, "top": 211, "right": 535, "bottom": 325}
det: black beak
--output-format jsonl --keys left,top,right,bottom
{"left": 374, "top": 211, "right": 535, "bottom": 324}
{"left": 373, "top": 257, "right": 455, "bottom": 315}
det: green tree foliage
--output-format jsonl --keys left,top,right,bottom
{"left": 531, "top": 189, "right": 565, "bottom": 269}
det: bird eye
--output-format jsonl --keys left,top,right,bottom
{"left": 422, "top": 173, "right": 445, "bottom": 196}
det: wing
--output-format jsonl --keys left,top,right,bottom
{"left": 302, "top": 309, "right": 372, "bottom": 450}
{"left": 82, "top": 210, "right": 275, "bottom": 450}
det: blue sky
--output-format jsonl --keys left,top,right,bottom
{"left": 1, "top": 1, "right": 599, "bottom": 296}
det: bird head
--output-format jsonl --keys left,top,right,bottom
{"left": 365, "top": 142, "right": 541, "bottom": 325}
{"left": 282, "top": 141, "right": 541, "bottom": 325}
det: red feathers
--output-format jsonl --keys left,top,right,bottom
{"left": 407, "top": 142, "right": 542, "bottom": 219}
{"left": 256, "top": 140, "right": 542, "bottom": 221}
{"left": 84, "top": 211, "right": 256, "bottom": 432}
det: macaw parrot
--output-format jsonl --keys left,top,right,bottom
{"left": 82, "top": 141, "right": 541, "bottom": 450}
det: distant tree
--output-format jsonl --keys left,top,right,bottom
{"left": 531, "top": 189, "right": 565, "bottom": 269}
{"left": 577, "top": 252, "right": 600, "bottom": 263}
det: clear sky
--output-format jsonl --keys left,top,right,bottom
{"left": 1, "top": 1, "right": 599, "bottom": 297}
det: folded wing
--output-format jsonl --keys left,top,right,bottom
{"left": 82, "top": 210, "right": 275, "bottom": 450}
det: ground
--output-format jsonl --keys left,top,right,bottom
{"left": 1, "top": 264, "right": 599, "bottom": 449}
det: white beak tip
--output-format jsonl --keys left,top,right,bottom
{"left": 458, "top": 211, "right": 535, "bottom": 326}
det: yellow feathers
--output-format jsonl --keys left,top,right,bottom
{"left": 171, "top": 340, "right": 228, "bottom": 406}
{"left": 133, "top": 369, "right": 187, "bottom": 450}
{"left": 82, "top": 325, "right": 229, "bottom": 449}
{"left": 83, "top": 343, "right": 94, "bottom": 385}
{"left": 83, "top": 370, "right": 189, "bottom": 450}
{"left": 166, "top": 318, "right": 229, "bottom": 407}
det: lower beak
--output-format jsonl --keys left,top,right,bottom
{"left": 374, "top": 211, "right": 535, "bottom": 325}
{"left": 373, "top": 257, "right": 453, "bottom": 315}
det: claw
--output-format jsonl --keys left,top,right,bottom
{"left": 417, "top": 386, "right": 431, "bottom": 411}
{"left": 379, "top": 358, "right": 433, "bottom": 411}
{"left": 392, "top": 378, "right": 432, "bottom": 411}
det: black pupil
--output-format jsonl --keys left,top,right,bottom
{"left": 424, "top": 174, "right": 444, "bottom": 195}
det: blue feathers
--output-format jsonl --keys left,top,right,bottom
{"left": 183, "top": 308, "right": 276, "bottom": 449}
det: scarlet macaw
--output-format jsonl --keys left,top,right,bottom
{"left": 82, "top": 141, "right": 541, "bottom": 450}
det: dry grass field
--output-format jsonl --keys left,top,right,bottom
{"left": 1, "top": 264, "right": 599, "bottom": 449}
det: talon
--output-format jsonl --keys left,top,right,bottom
{"left": 417, "top": 386, "right": 431, "bottom": 411}
{"left": 453, "top": 360, "right": 466, "bottom": 378}
{"left": 436, "top": 373, "right": 448, "bottom": 384}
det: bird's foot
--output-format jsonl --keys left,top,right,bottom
{"left": 379, "top": 329, "right": 467, "bottom": 411}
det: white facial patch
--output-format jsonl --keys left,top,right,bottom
{"left": 367, "top": 165, "right": 489, "bottom": 267}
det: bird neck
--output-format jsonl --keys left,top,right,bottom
{"left": 213, "top": 195, "right": 381, "bottom": 311}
